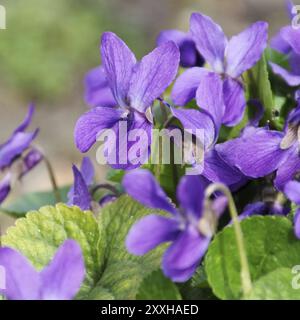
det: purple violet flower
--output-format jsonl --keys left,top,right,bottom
{"left": 236, "top": 201, "right": 288, "bottom": 222}
{"left": 67, "top": 157, "right": 95, "bottom": 211}
{"left": 0, "top": 174, "right": 10, "bottom": 203}
{"left": 75, "top": 32, "right": 180, "bottom": 169}
{"left": 270, "top": 1, "right": 300, "bottom": 86}
{"left": 171, "top": 72, "right": 246, "bottom": 189}
{"left": 157, "top": 29, "right": 204, "bottom": 68}
{"left": 0, "top": 239, "right": 85, "bottom": 300}
{"left": 216, "top": 103, "right": 300, "bottom": 191}
{"left": 0, "top": 149, "right": 43, "bottom": 204}
{"left": 0, "top": 105, "right": 42, "bottom": 204}
{"left": 171, "top": 13, "right": 268, "bottom": 126}
{"left": 0, "top": 104, "right": 38, "bottom": 170}
{"left": 284, "top": 180, "right": 300, "bottom": 238}
{"left": 84, "top": 65, "right": 116, "bottom": 108}
{"left": 123, "top": 169, "right": 226, "bottom": 282}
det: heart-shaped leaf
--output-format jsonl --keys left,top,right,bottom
{"left": 1, "top": 196, "right": 167, "bottom": 300}
{"left": 205, "top": 216, "right": 300, "bottom": 300}
{"left": 136, "top": 270, "right": 182, "bottom": 300}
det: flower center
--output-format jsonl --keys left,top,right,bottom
{"left": 120, "top": 109, "right": 130, "bottom": 120}
{"left": 197, "top": 203, "right": 218, "bottom": 238}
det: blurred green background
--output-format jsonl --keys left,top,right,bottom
{"left": 0, "top": 0, "right": 289, "bottom": 202}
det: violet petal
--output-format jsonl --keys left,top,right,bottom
{"left": 190, "top": 13, "right": 227, "bottom": 72}
{"left": 40, "top": 240, "right": 85, "bottom": 300}
{"left": 128, "top": 41, "right": 179, "bottom": 113}
{"left": 74, "top": 106, "right": 122, "bottom": 153}
{"left": 123, "top": 169, "right": 177, "bottom": 214}
{"left": 126, "top": 214, "right": 180, "bottom": 255}
{"left": 171, "top": 67, "right": 209, "bottom": 106}
{"left": 101, "top": 32, "right": 137, "bottom": 107}
{"left": 226, "top": 21, "right": 268, "bottom": 78}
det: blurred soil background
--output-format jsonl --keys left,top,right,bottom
{"left": 0, "top": 0, "right": 290, "bottom": 229}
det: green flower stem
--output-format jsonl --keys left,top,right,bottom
{"left": 91, "top": 184, "right": 119, "bottom": 196}
{"left": 43, "top": 157, "right": 61, "bottom": 203}
{"left": 205, "top": 183, "right": 252, "bottom": 297}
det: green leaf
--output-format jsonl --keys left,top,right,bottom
{"left": 0, "top": 186, "right": 70, "bottom": 218}
{"left": 1, "top": 196, "right": 168, "bottom": 300}
{"left": 85, "top": 287, "right": 115, "bottom": 300}
{"left": 156, "top": 164, "right": 184, "bottom": 203}
{"left": 266, "top": 47, "right": 290, "bottom": 69}
{"left": 244, "top": 52, "right": 274, "bottom": 127}
{"left": 179, "top": 266, "right": 217, "bottom": 300}
{"left": 205, "top": 216, "right": 300, "bottom": 300}
{"left": 2, "top": 204, "right": 101, "bottom": 298}
{"left": 136, "top": 270, "right": 182, "bottom": 300}
{"left": 266, "top": 48, "right": 297, "bottom": 130}
{"left": 95, "top": 195, "right": 168, "bottom": 299}
{"left": 246, "top": 268, "right": 300, "bottom": 300}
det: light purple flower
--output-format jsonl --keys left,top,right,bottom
{"left": 123, "top": 169, "right": 226, "bottom": 282}
{"left": 84, "top": 66, "right": 116, "bottom": 108}
{"left": 172, "top": 13, "right": 268, "bottom": 126}
{"left": 157, "top": 29, "right": 204, "bottom": 68}
{"left": 67, "top": 157, "right": 95, "bottom": 211}
{"left": 171, "top": 73, "right": 246, "bottom": 189}
{"left": 284, "top": 181, "right": 300, "bottom": 238}
{"left": 75, "top": 32, "right": 180, "bottom": 169}
{"left": 0, "top": 239, "right": 85, "bottom": 300}
{"left": 0, "top": 105, "right": 42, "bottom": 204}
{"left": 216, "top": 103, "right": 300, "bottom": 191}
{"left": 270, "top": 1, "right": 300, "bottom": 86}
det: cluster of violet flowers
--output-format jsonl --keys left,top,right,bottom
{"left": 1, "top": 3, "right": 300, "bottom": 299}
{"left": 0, "top": 105, "right": 43, "bottom": 204}
{"left": 0, "top": 107, "right": 87, "bottom": 300}
{"left": 74, "top": 7, "right": 300, "bottom": 282}
{"left": 77, "top": 11, "right": 283, "bottom": 282}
